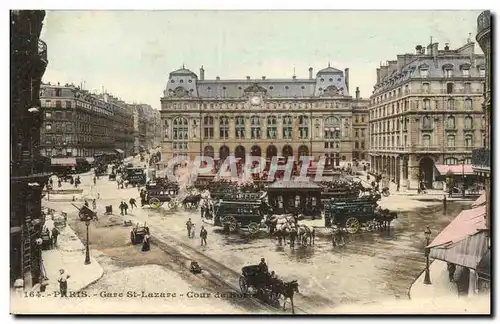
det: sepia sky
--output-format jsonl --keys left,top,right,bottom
{"left": 40, "top": 10, "right": 483, "bottom": 109}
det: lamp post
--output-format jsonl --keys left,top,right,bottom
{"left": 424, "top": 225, "right": 432, "bottom": 285}
{"left": 84, "top": 215, "right": 92, "bottom": 265}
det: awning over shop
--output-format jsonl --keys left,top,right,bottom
{"left": 472, "top": 192, "right": 486, "bottom": 207}
{"left": 115, "top": 148, "right": 124, "bottom": 154}
{"left": 51, "top": 157, "right": 77, "bottom": 166}
{"left": 435, "top": 164, "right": 474, "bottom": 176}
{"left": 428, "top": 205, "right": 488, "bottom": 269}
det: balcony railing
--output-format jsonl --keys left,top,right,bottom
{"left": 472, "top": 148, "right": 490, "bottom": 168}
{"left": 37, "top": 39, "right": 47, "bottom": 62}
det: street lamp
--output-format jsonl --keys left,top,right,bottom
{"left": 84, "top": 215, "right": 92, "bottom": 265}
{"left": 424, "top": 225, "right": 432, "bottom": 285}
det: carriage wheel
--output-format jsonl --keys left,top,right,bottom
{"left": 222, "top": 216, "right": 237, "bottom": 232}
{"left": 239, "top": 277, "right": 248, "bottom": 293}
{"left": 149, "top": 198, "right": 161, "bottom": 209}
{"left": 248, "top": 222, "right": 260, "bottom": 234}
{"left": 345, "top": 217, "right": 361, "bottom": 234}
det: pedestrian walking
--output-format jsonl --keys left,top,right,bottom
{"left": 186, "top": 218, "right": 193, "bottom": 238}
{"left": 84, "top": 200, "right": 89, "bottom": 207}
{"left": 57, "top": 269, "right": 70, "bottom": 297}
{"left": 52, "top": 227, "right": 59, "bottom": 245}
{"left": 129, "top": 198, "right": 137, "bottom": 209}
{"left": 123, "top": 202, "right": 128, "bottom": 215}
{"left": 119, "top": 202, "right": 125, "bottom": 216}
{"left": 92, "top": 199, "right": 96, "bottom": 210}
{"left": 93, "top": 176, "right": 97, "bottom": 185}
{"left": 191, "top": 224, "right": 196, "bottom": 239}
{"left": 200, "top": 226, "right": 207, "bottom": 246}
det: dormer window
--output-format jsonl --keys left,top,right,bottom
{"left": 420, "top": 69, "right": 429, "bottom": 78}
{"left": 444, "top": 69, "right": 453, "bottom": 78}
{"left": 462, "top": 69, "right": 470, "bottom": 77}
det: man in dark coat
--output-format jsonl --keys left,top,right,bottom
{"left": 129, "top": 198, "right": 137, "bottom": 209}
{"left": 186, "top": 218, "right": 193, "bottom": 238}
{"left": 200, "top": 226, "right": 208, "bottom": 246}
{"left": 259, "top": 258, "right": 268, "bottom": 274}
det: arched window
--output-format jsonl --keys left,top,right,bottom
{"left": 235, "top": 116, "right": 245, "bottom": 139}
{"left": 465, "top": 134, "right": 473, "bottom": 148}
{"left": 203, "top": 116, "right": 214, "bottom": 139}
{"left": 447, "top": 135, "right": 455, "bottom": 148}
{"left": 250, "top": 115, "right": 261, "bottom": 139}
{"left": 219, "top": 116, "right": 229, "bottom": 139}
{"left": 282, "top": 115, "right": 293, "bottom": 139}
{"left": 324, "top": 116, "right": 341, "bottom": 150}
{"left": 266, "top": 115, "right": 277, "bottom": 139}
{"left": 422, "top": 116, "right": 433, "bottom": 129}
{"left": 464, "top": 116, "right": 473, "bottom": 129}
{"left": 172, "top": 117, "right": 188, "bottom": 152}
{"left": 446, "top": 116, "right": 455, "bottom": 129}
{"left": 298, "top": 115, "right": 309, "bottom": 139}
{"left": 444, "top": 157, "right": 458, "bottom": 165}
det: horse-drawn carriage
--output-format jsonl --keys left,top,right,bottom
{"left": 214, "top": 193, "right": 267, "bottom": 233}
{"left": 319, "top": 180, "right": 362, "bottom": 200}
{"left": 239, "top": 265, "right": 300, "bottom": 312}
{"left": 145, "top": 182, "right": 179, "bottom": 209}
{"left": 123, "top": 167, "right": 146, "bottom": 187}
{"left": 323, "top": 193, "right": 397, "bottom": 233}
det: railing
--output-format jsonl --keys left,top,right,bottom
{"left": 413, "top": 145, "right": 441, "bottom": 152}
{"left": 37, "top": 39, "right": 47, "bottom": 62}
{"left": 472, "top": 148, "right": 490, "bottom": 168}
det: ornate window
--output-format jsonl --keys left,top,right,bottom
{"left": 282, "top": 115, "right": 293, "bottom": 139}
{"left": 172, "top": 117, "right": 188, "bottom": 151}
{"left": 444, "top": 69, "right": 453, "bottom": 78}
{"left": 447, "top": 98, "right": 455, "bottom": 110}
{"left": 420, "top": 69, "right": 429, "bottom": 78}
{"left": 446, "top": 116, "right": 455, "bottom": 129}
{"left": 324, "top": 116, "right": 341, "bottom": 150}
{"left": 445, "top": 157, "right": 458, "bottom": 165}
{"left": 423, "top": 98, "right": 430, "bottom": 110}
{"left": 203, "top": 116, "right": 214, "bottom": 139}
{"left": 464, "top": 116, "right": 473, "bottom": 129}
{"left": 479, "top": 69, "right": 486, "bottom": 78}
{"left": 219, "top": 116, "right": 229, "bottom": 139}
{"left": 266, "top": 115, "right": 277, "bottom": 139}
{"left": 298, "top": 115, "right": 309, "bottom": 139}
{"left": 422, "top": 134, "right": 431, "bottom": 147}
{"left": 250, "top": 115, "right": 261, "bottom": 139}
{"left": 465, "top": 134, "right": 473, "bottom": 148}
{"left": 422, "top": 116, "right": 433, "bottom": 130}
{"left": 447, "top": 134, "right": 455, "bottom": 148}
{"left": 464, "top": 98, "right": 473, "bottom": 110}
{"left": 235, "top": 116, "right": 245, "bottom": 139}
{"left": 462, "top": 68, "right": 470, "bottom": 77}
{"left": 422, "top": 82, "right": 430, "bottom": 93}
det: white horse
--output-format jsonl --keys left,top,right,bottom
{"left": 297, "top": 224, "right": 315, "bottom": 246}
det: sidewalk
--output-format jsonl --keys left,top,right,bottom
{"left": 409, "top": 260, "right": 458, "bottom": 301}
{"left": 39, "top": 225, "right": 103, "bottom": 296}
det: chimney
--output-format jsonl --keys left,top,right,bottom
{"left": 355, "top": 87, "right": 360, "bottom": 100}
{"left": 262, "top": 76, "right": 266, "bottom": 80}
{"left": 200, "top": 66, "right": 205, "bottom": 80}
{"left": 416, "top": 45, "right": 422, "bottom": 54}
{"left": 432, "top": 43, "right": 439, "bottom": 58}
{"left": 444, "top": 43, "right": 450, "bottom": 51}
{"left": 344, "top": 68, "right": 350, "bottom": 93}
{"left": 376, "top": 68, "right": 381, "bottom": 83}
{"left": 292, "top": 76, "right": 296, "bottom": 80}
{"left": 216, "top": 76, "right": 220, "bottom": 81}
{"left": 309, "top": 67, "right": 313, "bottom": 79}
{"left": 246, "top": 76, "right": 250, "bottom": 80}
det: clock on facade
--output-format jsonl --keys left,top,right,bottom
{"left": 250, "top": 96, "right": 261, "bottom": 106}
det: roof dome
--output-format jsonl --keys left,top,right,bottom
{"left": 317, "top": 66, "right": 343, "bottom": 74}
{"left": 170, "top": 66, "right": 197, "bottom": 77}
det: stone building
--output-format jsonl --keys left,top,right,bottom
{"left": 39, "top": 84, "right": 135, "bottom": 157}
{"left": 153, "top": 109, "right": 162, "bottom": 148}
{"left": 10, "top": 10, "right": 50, "bottom": 289}
{"left": 160, "top": 65, "right": 369, "bottom": 166}
{"left": 368, "top": 39, "right": 486, "bottom": 190}
{"left": 474, "top": 10, "right": 491, "bottom": 288}
{"left": 132, "top": 103, "right": 156, "bottom": 153}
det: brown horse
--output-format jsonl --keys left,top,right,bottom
{"left": 276, "top": 280, "right": 300, "bottom": 313}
